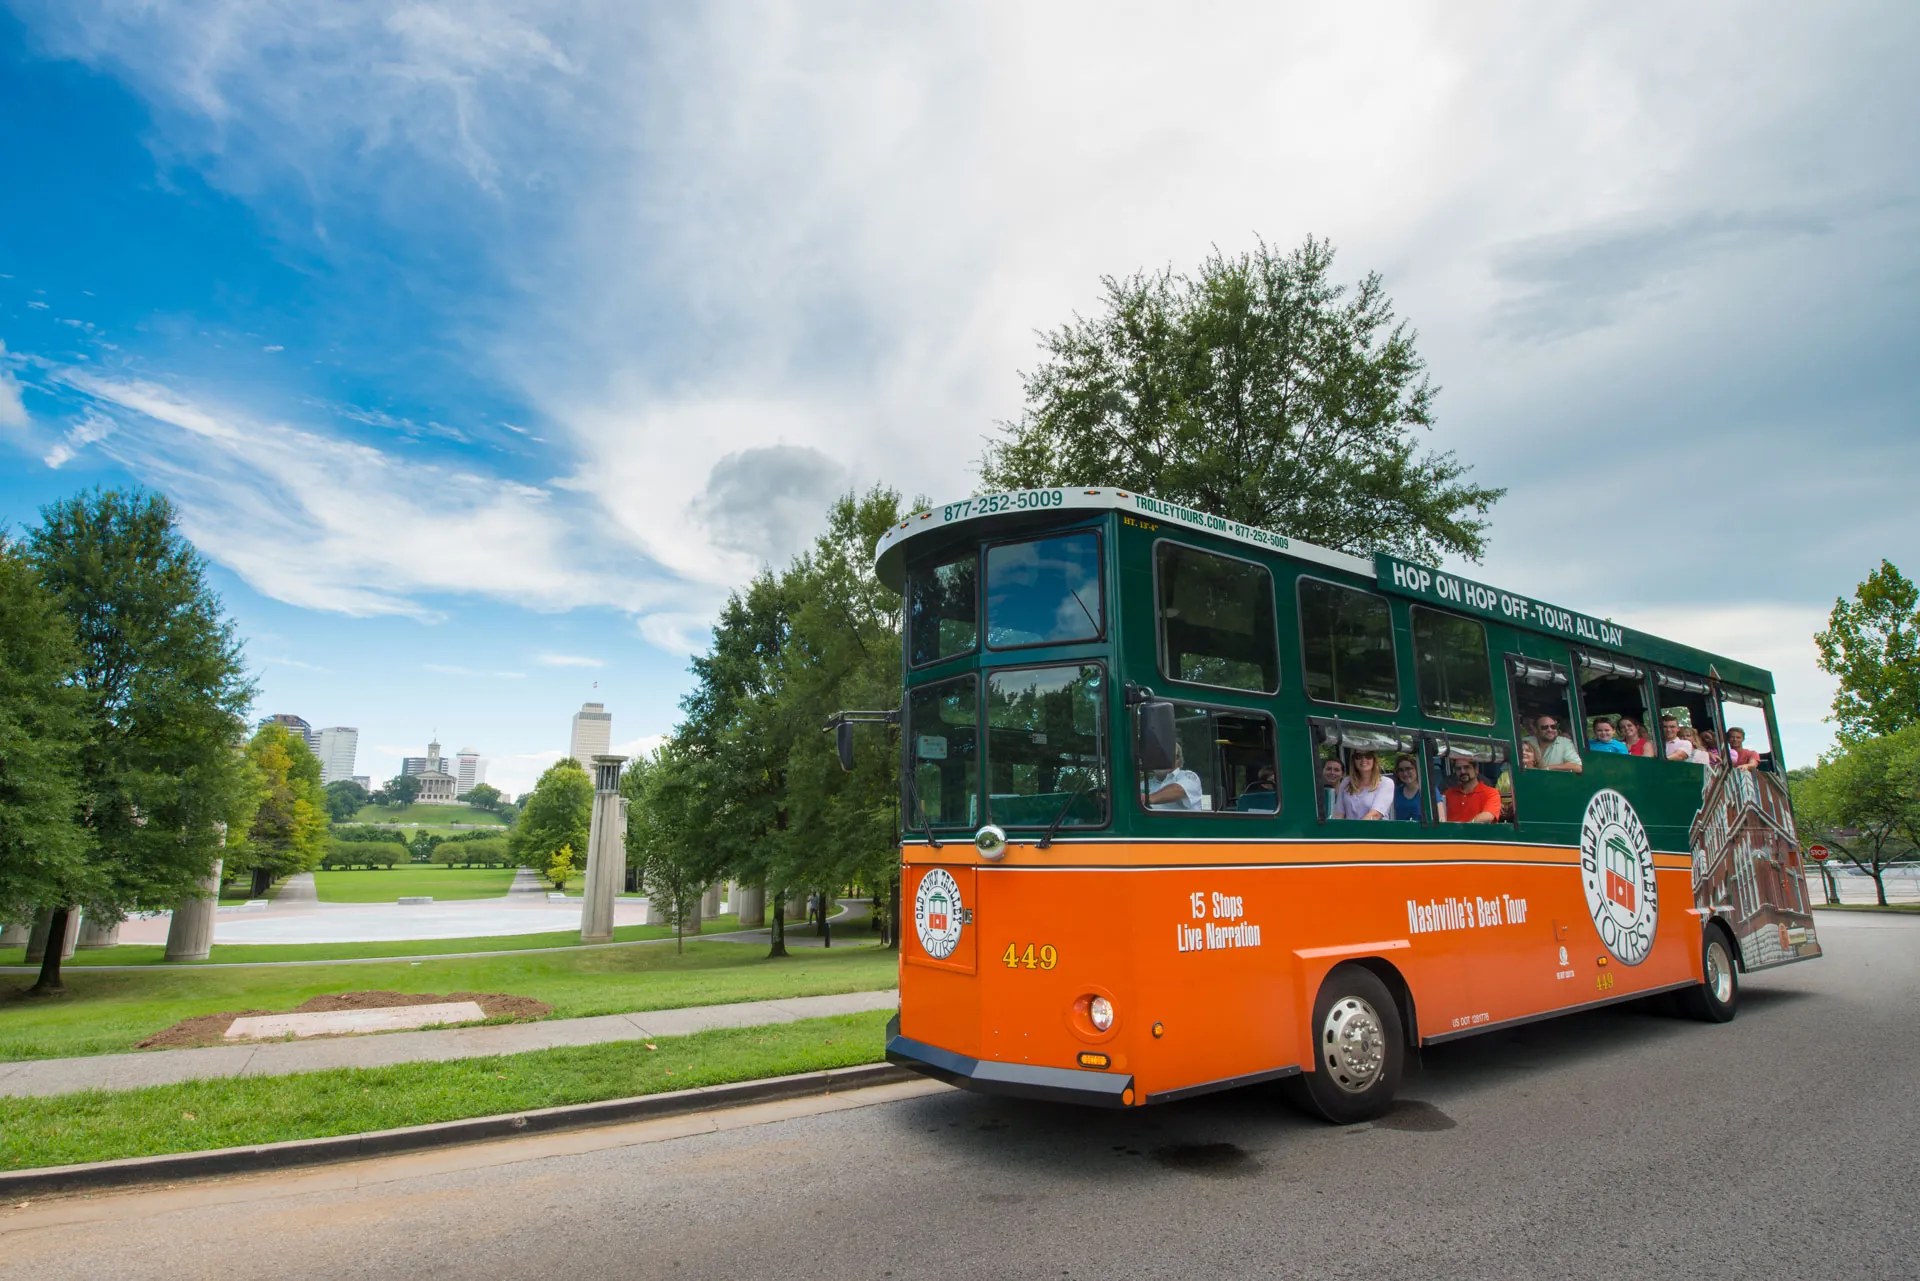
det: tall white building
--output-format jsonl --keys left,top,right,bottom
{"left": 316, "top": 727, "right": 360, "bottom": 785}
{"left": 455, "top": 748, "right": 486, "bottom": 797}
{"left": 570, "top": 702, "right": 612, "bottom": 764}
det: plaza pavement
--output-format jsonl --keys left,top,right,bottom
{"left": 0, "top": 988, "right": 899, "bottom": 1099}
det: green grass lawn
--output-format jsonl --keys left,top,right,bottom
{"left": 0, "top": 939, "right": 897, "bottom": 1061}
{"left": 1811, "top": 902, "right": 1920, "bottom": 913}
{"left": 313, "top": 866, "right": 520, "bottom": 903}
{"left": 0, "top": 1010, "right": 889, "bottom": 1172}
{"left": 0, "top": 914, "right": 754, "bottom": 967}
{"left": 346, "top": 803, "right": 505, "bottom": 826}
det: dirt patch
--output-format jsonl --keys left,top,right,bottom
{"left": 136, "top": 990, "right": 553, "bottom": 1050}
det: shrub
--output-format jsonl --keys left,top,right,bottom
{"left": 328, "top": 838, "right": 406, "bottom": 869}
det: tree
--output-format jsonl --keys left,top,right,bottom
{"left": 1791, "top": 728, "right": 1920, "bottom": 906}
{"left": 545, "top": 845, "right": 574, "bottom": 891}
{"left": 0, "top": 538, "right": 91, "bottom": 938}
{"left": 227, "top": 724, "right": 330, "bottom": 896}
{"left": 460, "top": 782, "right": 504, "bottom": 813}
{"left": 323, "top": 779, "right": 369, "bottom": 823}
{"left": 374, "top": 773, "right": 421, "bottom": 808}
{"left": 626, "top": 746, "right": 723, "bottom": 953}
{"left": 26, "top": 489, "right": 257, "bottom": 994}
{"left": 1815, "top": 560, "right": 1920, "bottom": 742}
{"left": 511, "top": 758, "right": 591, "bottom": 873}
{"left": 980, "top": 236, "right": 1504, "bottom": 563}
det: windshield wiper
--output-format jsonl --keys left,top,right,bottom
{"left": 1036, "top": 770, "right": 1101, "bottom": 850}
{"left": 907, "top": 775, "right": 942, "bottom": 849}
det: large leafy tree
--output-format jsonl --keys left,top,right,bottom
{"left": 625, "top": 746, "right": 725, "bottom": 952}
{"left": 26, "top": 489, "right": 257, "bottom": 993}
{"left": 374, "top": 773, "right": 421, "bottom": 808}
{"left": 1791, "top": 727, "right": 1920, "bottom": 907}
{"left": 1815, "top": 560, "right": 1920, "bottom": 742}
{"left": 0, "top": 538, "right": 91, "bottom": 933}
{"left": 228, "top": 723, "right": 329, "bottom": 896}
{"left": 511, "top": 758, "right": 591, "bottom": 871}
{"left": 980, "top": 236, "right": 1504, "bottom": 563}
{"left": 323, "top": 779, "right": 370, "bottom": 823}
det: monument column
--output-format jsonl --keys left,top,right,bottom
{"left": 0, "top": 920, "right": 28, "bottom": 949}
{"left": 25, "top": 907, "right": 82, "bottom": 963}
{"left": 702, "top": 882, "right": 723, "bottom": 920}
{"left": 580, "top": 756, "right": 629, "bottom": 945}
{"left": 736, "top": 884, "right": 766, "bottom": 928}
{"left": 76, "top": 916, "right": 122, "bottom": 949}
{"left": 165, "top": 824, "right": 227, "bottom": 963}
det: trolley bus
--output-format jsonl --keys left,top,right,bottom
{"left": 862, "top": 487, "right": 1819, "bottom": 1123}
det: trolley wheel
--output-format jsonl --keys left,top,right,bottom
{"left": 1678, "top": 924, "right": 1740, "bottom": 1023}
{"left": 1284, "top": 964, "right": 1404, "bottom": 1124}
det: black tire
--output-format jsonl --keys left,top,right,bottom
{"left": 1677, "top": 924, "right": 1740, "bottom": 1023}
{"left": 1283, "top": 963, "right": 1405, "bottom": 1124}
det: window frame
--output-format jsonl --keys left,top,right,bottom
{"left": 1295, "top": 574, "right": 1402, "bottom": 714}
{"left": 1133, "top": 699, "right": 1281, "bottom": 820}
{"left": 903, "top": 672, "right": 981, "bottom": 832}
{"left": 1572, "top": 649, "right": 1653, "bottom": 756}
{"left": 983, "top": 659, "right": 1112, "bottom": 832}
{"left": 1409, "top": 604, "right": 1497, "bottom": 727}
{"left": 905, "top": 547, "right": 981, "bottom": 671}
{"left": 1504, "top": 652, "right": 1576, "bottom": 767}
{"left": 1151, "top": 537, "right": 1282, "bottom": 697}
{"left": 1307, "top": 717, "right": 1421, "bottom": 825}
{"left": 981, "top": 527, "right": 1107, "bottom": 654}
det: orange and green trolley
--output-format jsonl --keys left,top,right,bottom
{"left": 862, "top": 488, "right": 1818, "bottom": 1122}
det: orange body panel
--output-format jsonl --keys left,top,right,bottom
{"left": 900, "top": 840, "right": 1702, "bottom": 1101}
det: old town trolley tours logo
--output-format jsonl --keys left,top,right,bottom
{"left": 914, "top": 868, "right": 966, "bottom": 960}
{"left": 1580, "top": 788, "right": 1659, "bottom": 965}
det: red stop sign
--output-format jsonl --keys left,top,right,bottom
{"left": 1808, "top": 844, "right": 1830, "bottom": 863}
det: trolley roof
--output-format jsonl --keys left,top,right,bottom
{"left": 875, "top": 487, "right": 1774, "bottom": 694}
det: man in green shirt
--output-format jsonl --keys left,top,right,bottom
{"left": 1525, "top": 716, "right": 1583, "bottom": 773}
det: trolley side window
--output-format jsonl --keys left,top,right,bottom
{"left": 1138, "top": 704, "right": 1278, "bottom": 815}
{"left": 1411, "top": 606, "right": 1495, "bottom": 725}
{"left": 1299, "top": 578, "right": 1398, "bottom": 711}
{"left": 1576, "top": 652, "right": 1651, "bottom": 759}
{"left": 1508, "top": 655, "right": 1581, "bottom": 774}
{"left": 1718, "top": 686, "right": 1777, "bottom": 772}
{"left": 985, "top": 663, "right": 1109, "bottom": 829}
{"left": 907, "top": 550, "right": 979, "bottom": 668}
{"left": 907, "top": 675, "right": 979, "bottom": 828}
{"left": 985, "top": 532, "right": 1103, "bottom": 650}
{"left": 1155, "top": 542, "right": 1279, "bottom": 694}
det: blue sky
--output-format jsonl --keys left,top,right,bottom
{"left": 2, "top": 1, "right": 1916, "bottom": 790}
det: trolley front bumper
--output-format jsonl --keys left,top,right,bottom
{"left": 885, "top": 1015, "right": 1134, "bottom": 1108}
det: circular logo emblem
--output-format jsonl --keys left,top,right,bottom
{"left": 914, "top": 868, "right": 965, "bottom": 960}
{"left": 1580, "top": 789, "right": 1659, "bottom": 966}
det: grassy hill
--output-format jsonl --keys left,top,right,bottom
{"left": 348, "top": 802, "right": 506, "bottom": 827}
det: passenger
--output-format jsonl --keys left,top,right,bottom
{"left": 1318, "top": 755, "right": 1345, "bottom": 820}
{"left": 1723, "top": 727, "right": 1761, "bottom": 771}
{"left": 1618, "top": 715, "right": 1657, "bottom": 758}
{"left": 1144, "top": 745, "right": 1204, "bottom": 811}
{"left": 1659, "top": 715, "right": 1692, "bottom": 761}
{"left": 1697, "top": 728, "right": 1723, "bottom": 767}
{"left": 1443, "top": 757, "right": 1502, "bottom": 824}
{"left": 1336, "top": 750, "right": 1395, "bottom": 820}
{"left": 1527, "top": 716, "right": 1583, "bottom": 773}
{"left": 1391, "top": 756, "right": 1423, "bottom": 821}
{"left": 1236, "top": 766, "right": 1278, "bottom": 812}
{"left": 1587, "top": 718, "right": 1629, "bottom": 755}
{"left": 1678, "top": 727, "right": 1713, "bottom": 766}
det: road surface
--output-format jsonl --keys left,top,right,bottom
{"left": 4, "top": 912, "right": 1914, "bottom": 1280}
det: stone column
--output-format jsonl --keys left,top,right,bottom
{"left": 76, "top": 916, "right": 122, "bottom": 949}
{"left": 25, "top": 907, "right": 82, "bottom": 963}
{"left": 702, "top": 882, "right": 723, "bottom": 920}
{"left": 785, "top": 894, "right": 807, "bottom": 923}
{"left": 579, "top": 756, "right": 628, "bottom": 945}
{"left": 166, "top": 826, "right": 227, "bottom": 963}
{"left": 0, "top": 921, "right": 28, "bottom": 949}
{"left": 735, "top": 884, "right": 766, "bottom": 929}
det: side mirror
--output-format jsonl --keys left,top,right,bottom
{"left": 1137, "top": 700, "right": 1177, "bottom": 773}
{"left": 836, "top": 722, "right": 856, "bottom": 773}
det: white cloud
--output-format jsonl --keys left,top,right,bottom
{"left": 535, "top": 652, "right": 604, "bottom": 668}
{"left": 0, "top": 342, "right": 26, "bottom": 429}
{"left": 487, "top": 748, "right": 564, "bottom": 798}
{"left": 610, "top": 733, "right": 668, "bottom": 763}
{"left": 43, "top": 410, "right": 113, "bottom": 468}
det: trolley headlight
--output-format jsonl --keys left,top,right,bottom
{"left": 1089, "top": 995, "right": 1114, "bottom": 1032}
{"left": 974, "top": 824, "right": 1008, "bottom": 861}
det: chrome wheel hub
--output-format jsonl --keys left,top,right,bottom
{"left": 1323, "top": 995, "right": 1387, "bottom": 1094}
{"left": 1707, "top": 939, "right": 1734, "bottom": 1005}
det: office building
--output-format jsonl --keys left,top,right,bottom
{"left": 570, "top": 702, "right": 612, "bottom": 765}
{"left": 316, "top": 727, "right": 359, "bottom": 785}
{"left": 401, "top": 757, "right": 429, "bottom": 777}
{"left": 260, "top": 713, "right": 319, "bottom": 752}
{"left": 455, "top": 748, "right": 486, "bottom": 797}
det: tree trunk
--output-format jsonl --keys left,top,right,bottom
{"left": 250, "top": 866, "right": 272, "bottom": 898}
{"left": 768, "top": 893, "right": 788, "bottom": 959}
{"left": 1873, "top": 866, "right": 1889, "bottom": 906}
{"left": 29, "top": 906, "right": 70, "bottom": 995}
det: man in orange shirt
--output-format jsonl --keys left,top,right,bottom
{"left": 1443, "top": 756, "right": 1502, "bottom": 824}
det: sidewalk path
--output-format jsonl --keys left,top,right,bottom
{"left": 0, "top": 989, "right": 899, "bottom": 1100}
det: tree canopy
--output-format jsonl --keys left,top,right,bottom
{"left": 512, "top": 758, "right": 592, "bottom": 871}
{"left": 980, "top": 236, "right": 1503, "bottom": 563}
{"left": 1791, "top": 726, "right": 1920, "bottom": 906}
{"left": 1815, "top": 559, "right": 1920, "bottom": 742}
{"left": 323, "top": 779, "right": 370, "bottom": 823}
{"left": 228, "top": 723, "right": 330, "bottom": 894}
{"left": 375, "top": 773, "right": 421, "bottom": 808}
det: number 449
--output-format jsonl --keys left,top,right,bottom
{"left": 1002, "top": 943, "right": 1059, "bottom": 970}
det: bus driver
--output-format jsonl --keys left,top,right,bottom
{"left": 1144, "top": 744, "right": 1205, "bottom": 811}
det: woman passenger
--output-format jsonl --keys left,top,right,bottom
{"left": 1618, "top": 716, "right": 1656, "bottom": 758}
{"left": 1337, "top": 750, "right": 1396, "bottom": 820}
{"left": 1391, "top": 755, "right": 1423, "bottom": 821}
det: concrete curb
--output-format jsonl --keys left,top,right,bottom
{"left": 0, "top": 1061, "right": 916, "bottom": 1199}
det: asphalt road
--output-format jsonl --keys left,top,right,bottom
{"left": 5, "top": 912, "right": 1916, "bottom": 1281}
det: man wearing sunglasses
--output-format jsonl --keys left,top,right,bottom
{"left": 1526, "top": 715, "right": 1583, "bottom": 774}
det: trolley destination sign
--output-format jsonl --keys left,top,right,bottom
{"left": 1378, "top": 554, "right": 1626, "bottom": 648}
